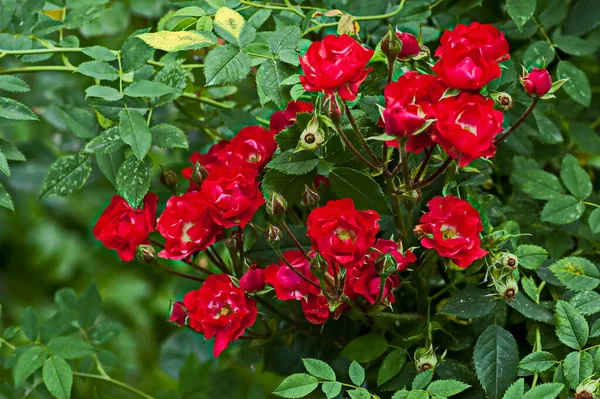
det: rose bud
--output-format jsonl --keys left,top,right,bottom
{"left": 380, "top": 29, "right": 402, "bottom": 61}
{"left": 415, "top": 346, "right": 437, "bottom": 373}
{"left": 266, "top": 192, "right": 287, "bottom": 219}
{"left": 239, "top": 264, "right": 265, "bottom": 292}
{"left": 576, "top": 378, "right": 600, "bottom": 399}
{"left": 495, "top": 275, "right": 519, "bottom": 302}
{"left": 375, "top": 252, "right": 398, "bottom": 277}
{"left": 168, "top": 301, "right": 187, "bottom": 327}
{"left": 309, "top": 253, "right": 328, "bottom": 278}
{"left": 396, "top": 32, "right": 420, "bottom": 59}
{"left": 520, "top": 68, "right": 552, "bottom": 97}
{"left": 302, "top": 185, "right": 320, "bottom": 208}
{"left": 191, "top": 161, "right": 208, "bottom": 186}
{"left": 160, "top": 166, "right": 178, "bottom": 193}
{"left": 501, "top": 253, "right": 518, "bottom": 270}
{"left": 136, "top": 244, "right": 157, "bottom": 264}
{"left": 491, "top": 92, "right": 514, "bottom": 111}
{"left": 265, "top": 224, "right": 282, "bottom": 248}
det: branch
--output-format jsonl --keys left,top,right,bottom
{"left": 494, "top": 98, "right": 539, "bottom": 144}
{"left": 333, "top": 120, "right": 382, "bottom": 172}
{"left": 344, "top": 102, "right": 380, "bottom": 165}
{"left": 413, "top": 157, "right": 453, "bottom": 189}
{"left": 73, "top": 373, "right": 155, "bottom": 399}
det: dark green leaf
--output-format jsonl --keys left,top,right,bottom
{"left": 204, "top": 44, "right": 251, "bottom": 86}
{"left": 53, "top": 106, "right": 98, "bottom": 139}
{"left": 540, "top": 195, "right": 584, "bottom": 225}
{"left": 302, "top": 358, "right": 335, "bottom": 381}
{"left": 507, "top": 292, "right": 554, "bottom": 324}
{"left": 0, "top": 181, "right": 14, "bottom": 211}
{"left": 0, "top": 76, "right": 30, "bottom": 93}
{"left": 256, "top": 60, "right": 295, "bottom": 109}
{"left": 563, "top": 351, "right": 593, "bottom": 389}
{"left": 341, "top": 334, "right": 387, "bottom": 363}
{"left": 412, "top": 369, "right": 433, "bottom": 390}
{"left": 506, "top": 0, "right": 536, "bottom": 29}
{"left": 560, "top": 154, "right": 592, "bottom": 200}
{"left": 119, "top": 108, "right": 152, "bottom": 161}
{"left": 116, "top": 156, "right": 153, "bottom": 208}
{"left": 22, "top": 307, "right": 38, "bottom": 341}
{"left": 427, "top": 380, "right": 470, "bottom": 397}
{"left": 557, "top": 61, "right": 591, "bottom": 107}
{"left": 85, "top": 127, "right": 124, "bottom": 154}
{"left": 267, "top": 150, "right": 319, "bottom": 175}
{"left": 554, "top": 35, "right": 598, "bottom": 56}
{"left": 76, "top": 61, "right": 119, "bottom": 81}
{"left": 0, "top": 97, "right": 38, "bottom": 120}
{"left": 48, "top": 335, "right": 94, "bottom": 359}
{"left": 42, "top": 356, "right": 72, "bottom": 399}
{"left": 272, "top": 373, "right": 318, "bottom": 398}
{"left": 522, "top": 383, "right": 564, "bottom": 399}
{"left": 76, "top": 282, "right": 102, "bottom": 329}
{"left": 502, "top": 378, "right": 524, "bottom": 399}
{"left": 377, "top": 348, "right": 406, "bottom": 386}
{"left": 564, "top": 0, "right": 600, "bottom": 36}
{"left": 150, "top": 124, "right": 188, "bottom": 150}
{"left": 589, "top": 208, "right": 600, "bottom": 234}
{"left": 514, "top": 245, "right": 547, "bottom": 270}
{"left": 329, "top": 167, "right": 390, "bottom": 215}
{"left": 555, "top": 300, "right": 589, "bottom": 350}
{"left": 570, "top": 291, "right": 600, "bottom": 316}
{"left": 518, "top": 351, "right": 556, "bottom": 373}
{"left": 40, "top": 153, "right": 92, "bottom": 199}
{"left": 121, "top": 29, "right": 155, "bottom": 73}
{"left": 512, "top": 169, "right": 564, "bottom": 200}
{"left": 440, "top": 286, "right": 495, "bottom": 319}
{"left": 268, "top": 26, "right": 300, "bottom": 54}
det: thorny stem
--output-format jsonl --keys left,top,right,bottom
{"left": 281, "top": 220, "right": 309, "bottom": 258}
{"left": 333, "top": 119, "right": 382, "bottom": 172}
{"left": 156, "top": 261, "right": 205, "bottom": 282}
{"left": 344, "top": 102, "right": 380, "bottom": 165}
{"left": 494, "top": 98, "right": 539, "bottom": 144}
{"left": 387, "top": 179, "right": 408, "bottom": 239}
{"left": 399, "top": 140, "right": 412, "bottom": 190}
{"left": 254, "top": 295, "right": 297, "bottom": 325}
{"left": 413, "top": 157, "right": 453, "bottom": 189}
{"left": 205, "top": 247, "right": 229, "bottom": 274}
{"left": 412, "top": 148, "right": 434, "bottom": 184}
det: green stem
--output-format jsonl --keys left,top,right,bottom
{"left": 254, "top": 295, "right": 297, "bottom": 325}
{"left": 0, "top": 337, "right": 15, "bottom": 350}
{"left": 387, "top": 179, "right": 408, "bottom": 239}
{"left": 73, "top": 372, "right": 155, "bottom": 399}
{"left": 494, "top": 98, "right": 539, "bottom": 144}
{"left": 283, "top": 0, "right": 305, "bottom": 17}
{"left": 413, "top": 157, "right": 453, "bottom": 190}
{"left": 240, "top": 0, "right": 290, "bottom": 12}
{"left": 0, "top": 65, "right": 76, "bottom": 74}
{"left": 156, "top": 261, "right": 205, "bottom": 282}
{"left": 0, "top": 47, "right": 83, "bottom": 55}
{"left": 585, "top": 202, "right": 600, "bottom": 209}
{"left": 246, "top": 52, "right": 273, "bottom": 60}
{"left": 333, "top": 119, "right": 381, "bottom": 172}
{"left": 399, "top": 141, "right": 412, "bottom": 190}
{"left": 116, "top": 52, "right": 123, "bottom": 95}
{"left": 412, "top": 148, "right": 433, "bottom": 184}
{"left": 344, "top": 102, "right": 380, "bottom": 165}
{"left": 180, "top": 92, "right": 233, "bottom": 109}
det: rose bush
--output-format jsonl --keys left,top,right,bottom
{"left": 1, "top": 1, "right": 600, "bottom": 399}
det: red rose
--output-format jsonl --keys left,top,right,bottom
{"left": 184, "top": 274, "right": 257, "bottom": 357}
{"left": 201, "top": 166, "right": 264, "bottom": 228}
{"left": 383, "top": 72, "right": 446, "bottom": 153}
{"left": 299, "top": 34, "right": 374, "bottom": 101}
{"left": 306, "top": 199, "right": 380, "bottom": 269}
{"left": 239, "top": 264, "right": 265, "bottom": 293}
{"left": 520, "top": 68, "right": 552, "bottom": 97}
{"left": 264, "top": 250, "right": 320, "bottom": 300}
{"left": 414, "top": 195, "right": 488, "bottom": 268}
{"left": 93, "top": 193, "right": 158, "bottom": 261}
{"left": 370, "top": 239, "right": 417, "bottom": 273}
{"left": 433, "top": 44, "right": 502, "bottom": 90}
{"left": 182, "top": 140, "right": 229, "bottom": 190}
{"left": 168, "top": 301, "right": 187, "bottom": 327}
{"left": 270, "top": 101, "right": 314, "bottom": 133}
{"left": 344, "top": 264, "right": 400, "bottom": 305}
{"left": 301, "top": 294, "right": 331, "bottom": 324}
{"left": 435, "top": 22, "right": 509, "bottom": 63}
{"left": 432, "top": 92, "right": 504, "bottom": 167}
{"left": 217, "top": 126, "right": 277, "bottom": 170}
{"left": 156, "top": 192, "right": 222, "bottom": 260}
{"left": 396, "top": 32, "right": 420, "bottom": 59}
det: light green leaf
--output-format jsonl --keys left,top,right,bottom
{"left": 0, "top": 97, "right": 38, "bottom": 120}
{"left": 82, "top": 46, "right": 116, "bottom": 61}
{"left": 272, "top": 373, "right": 318, "bottom": 398}
{"left": 348, "top": 388, "right": 370, "bottom": 399}
{"left": 256, "top": 59, "right": 295, "bottom": 109}
{"left": 427, "top": 380, "right": 470, "bottom": 397}
{"left": 563, "top": 351, "right": 593, "bottom": 389}
{"left": 590, "top": 319, "right": 600, "bottom": 338}
{"left": 341, "top": 334, "right": 388, "bottom": 363}
{"left": 43, "top": 356, "right": 72, "bottom": 399}
{"left": 0, "top": 76, "right": 30, "bottom": 93}
{"left": 507, "top": 292, "right": 553, "bottom": 324}
{"left": 473, "top": 325, "right": 519, "bottom": 399}
{"left": 267, "top": 149, "right": 319, "bottom": 175}
{"left": 0, "top": 181, "right": 14, "bottom": 211}
{"left": 554, "top": 35, "right": 598, "bottom": 56}
{"left": 564, "top": 0, "right": 600, "bottom": 36}
{"left": 377, "top": 348, "right": 406, "bottom": 386}
{"left": 502, "top": 378, "right": 524, "bottom": 399}
{"left": 76, "top": 282, "right": 101, "bottom": 329}
{"left": 506, "top": 0, "right": 536, "bottom": 29}
{"left": 137, "top": 30, "right": 217, "bottom": 52}
{"left": 329, "top": 167, "right": 390, "bottom": 215}
{"left": 116, "top": 156, "right": 153, "bottom": 208}
{"left": 555, "top": 300, "right": 589, "bottom": 350}
{"left": 560, "top": 154, "right": 592, "bottom": 200}
{"left": 440, "top": 286, "right": 495, "bottom": 318}
{"left": 557, "top": 61, "right": 591, "bottom": 107}
{"left": 22, "top": 306, "right": 38, "bottom": 341}
{"left": 124, "top": 80, "right": 177, "bottom": 98}
{"left": 570, "top": 291, "right": 600, "bottom": 316}
{"left": 85, "top": 127, "right": 124, "bottom": 154}
{"left": 53, "top": 106, "right": 98, "bottom": 139}
{"left": 512, "top": 169, "right": 564, "bottom": 200}
{"left": 322, "top": 382, "right": 342, "bottom": 399}
{"left": 412, "top": 369, "right": 433, "bottom": 390}
{"left": 76, "top": 60, "right": 119, "bottom": 81}
{"left": 119, "top": 108, "right": 152, "bottom": 161}
{"left": 514, "top": 245, "right": 547, "bottom": 270}
{"left": 150, "top": 124, "right": 188, "bottom": 149}
{"left": 268, "top": 26, "right": 301, "bottom": 54}
{"left": 302, "top": 358, "right": 335, "bottom": 381}
{"left": 349, "top": 361, "right": 365, "bottom": 386}
{"left": 518, "top": 351, "right": 556, "bottom": 373}
{"left": 532, "top": 111, "right": 562, "bottom": 144}
{"left": 589, "top": 208, "right": 600, "bottom": 234}
{"left": 540, "top": 195, "right": 584, "bottom": 225}
{"left": 522, "top": 383, "right": 564, "bottom": 399}
{"left": 204, "top": 44, "right": 251, "bottom": 86}
{"left": 214, "top": 7, "right": 255, "bottom": 47}
{"left": 40, "top": 153, "right": 92, "bottom": 199}
{"left": 14, "top": 345, "right": 47, "bottom": 386}
{"left": 549, "top": 256, "right": 600, "bottom": 291}
{"left": 48, "top": 335, "right": 94, "bottom": 359}
{"left": 85, "top": 85, "right": 123, "bottom": 102}
{"left": 97, "top": 150, "right": 125, "bottom": 186}
{"left": 520, "top": 275, "right": 538, "bottom": 301}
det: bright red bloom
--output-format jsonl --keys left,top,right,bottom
{"left": 344, "top": 264, "right": 400, "bottom": 305}
{"left": 217, "top": 126, "right": 277, "bottom": 170}
{"left": 264, "top": 250, "right": 320, "bottom": 300}
{"left": 313, "top": 174, "right": 330, "bottom": 189}
{"left": 383, "top": 72, "right": 446, "bottom": 153}
{"left": 433, "top": 44, "right": 502, "bottom": 90}
{"left": 370, "top": 239, "right": 417, "bottom": 273}
{"left": 184, "top": 274, "right": 257, "bottom": 357}
{"left": 520, "top": 68, "right": 552, "bottom": 97}
{"left": 299, "top": 34, "right": 374, "bottom": 101}
{"left": 306, "top": 199, "right": 380, "bottom": 269}
{"left": 156, "top": 192, "right": 222, "bottom": 260}
{"left": 182, "top": 140, "right": 229, "bottom": 190}
{"left": 414, "top": 195, "right": 488, "bottom": 268}
{"left": 239, "top": 264, "right": 265, "bottom": 293}
{"left": 168, "top": 301, "right": 187, "bottom": 327}
{"left": 435, "top": 22, "right": 509, "bottom": 63}
{"left": 301, "top": 294, "right": 331, "bottom": 324}
{"left": 201, "top": 166, "right": 264, "bottom": 228}
{"left": 93, "top": 193, "right": 158, "bottom": 261}
{"left": 270, "top": 101, "right": 314, "bottom": 133}
{"left": 396, "top": 32, "right": 420, "bottom": 59}
{"left": 432, "top": 92, "right": 504, "bottom": 167}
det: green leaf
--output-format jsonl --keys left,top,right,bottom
{"left": 0, "top": 148, "right": 8, "bottom": 176}
{"left": 268, "top": 26, "right": 300, "bottom": 54}
{"left": 137, "top": 30, "right": 217, "bottom": 52}
{"left": 555, "top": 300, "right": 589, "bottom": 350}
{"left": 97, "top": 150, "right": 125, "bottom": 186}
{"left": 514, "top": 245, "right": 547, "bottom": 270}
{"left": 512, "top": 169, "right": 564, "bottom": 200}
{"left": 48, "top": 335, "right": 94, "bottom": 359}
{"left": 392, "top": 391, "right": 410, "bottom": 399}
{"left": 119, "top": 108, "right": 152, "bottom": 161}
{"left": 591, "top": 319, "right": 600, "bottom": 338}
{"left": 14, "top": 345, "right": 47, "bottom": 386}
{"left": 273, "top": 373, "right": 318, "bottom": 398}
{"left": 589, "top": 208, "right": 600, "bottom": 234}
{"left": 564, "top": 0, "right": 600, "bottom": 36}
{"left": 43, "top": 356, "right": 72, "bottom": 399}
{"left": 502, "top": 379, "right": 524, "bottom": 399}
{"left": 348, "top": 388, "right": 370, "bottom": 399}
{"left": 540, "top": 195, "right": 584, "bottom": 225}
{"left": 377, "top": 348, "right": 406, "bottom": 386}
{"left": 214, "top": 7, "right": 255, "bottom": 47}
{"left": 549, "top": 256, "right": 600, "bottom": 291}
{"left": 124, "top": 80, "right": 177, "bottom": 98}
{"left": 322, "top": 382, "right": 342, "bottom": 399}
{"left": 473, "top": 325, "right": 519, "bottom": 399}
{"left": 557, "top": 61, "right": 591, "bottom": 107}
{"left": 85, "top": 85, "right": 123, "bottom": 102}
{"left": 40, "top": 153, "right": 92, "bottom": 199}
{"left": 518, "top": 351, "right": 556, "bottom": 373}
{"left": 563, "top": 351, "right": 593, "bottom": 389}
{"left": 261, "top": 169, "right": 316, "bottom": 206}
{"left": 554, "top": 35, "right": 598, "bottom": 56}
{"left": 0, "top": 76, "right": 30, "bottom": 93}
{"left": 150, "top": 124, "right": 188, "bottom": 150}
{"left": 0, "top": 97, "right": 38, "bottom": 120}
{"left": 570, "top": 291, "right": 600, "bottom": 316}
{"left": 82, "top": 46, "right": 117, "bottom": 61}
{"left": 440, "top": 286, "right": 495, "bottom": 318}
{"left": 204, "top": 44, "right": 252, "bottom": 86}
{"left": 84, "top": 127, "right": 124, "bottom": 154}
{"left": 53, "top": 106, "right": 98, "bottom": 139}
{"left": 116, "top": 156, "right": 153, "bottom": 208}
{"left": 349, "top": 361, "right": 365, "bottom": 386}
{"left": 121, "top": 28, "right": 155, "bottom": 73}
{"left": 427, "top": 380, "right": 470, "bottom": 397}
{"left": 267, "top": 149, "right": 319, "bottom": 175}
{"left": 341, "top": 334, "right": 388, "bottom": 363}
{"left": 76, "top": 60, "right": 119, "bottom": 81}
{"left": 412, "top": 369, "right": 433, "bottom": 390}
{"left": 523, "top": 42, "right": 555, "bottom": 68}
{"left": 76, "top": 282, "right": 102, "bottom": 329}
{"left": 257, "top": 59, "right": 295, "bottom": 109}
{"left": 560, "top": 154, "right": 592, "bottom": 200}
{"left": 22, "top": 306, "right": 39, "bottom": 341}
{"left": 329, "top": 167, "right": 390, "bottom": 215}
{"left": 522, "top": 383, "right": 564, "bottom": 399}
{"left": 507, "top": 292, "right": 554, "bottom": 324}
{"left": 506, "top": 0, "right": 536, "bottom": 29}
{"left": 0, "top": 181, "right": 14, "bottom": 211}
{"left": 532, "top": 111, "right": 562, "bottom": 144}
{"left": 40, "top": 312, "right": 75, "bottom": 344}
{"left": 89, "top": 321, "right": 124, "bottom": 345}
{"left": 302, "top": 358, "right": 335, "bottom": 381}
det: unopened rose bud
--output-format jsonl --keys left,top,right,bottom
{"left": 136, "top": 244, "right": 156, "bottom": 264}
{"left": 191, "top": 162, "right": 208, "bottom": 186}
{"left": 396, "top": 32, "right": 420, "bottom": 59}
{"left": 496, "top": 275, "right": 519, "bottom": 302}
{"left": 265, "top": 224, "right": 282, "bottom": 248}
{"left": 168, "top": 301, "right": 187, "bottom": 327}
{"left": 576, "top": 378, "right": 600, "bottom": 399}
{"left": 415, "top": 346, "right": 437, "bottom": 373}
{"left": 302, "top": 185, "right": 320, "bottom": 208}
{"left": 520, "top": 68, "right": 552, "bottom": 97}
{"left": 375, "top": 253, "right": 397, "bottom": 277}
{"left": 501, "top": 253, "right": 518, "bottom": 270}
{"left": 266, "top": 192, "right": 287, "bottom": 219}
{"left": 239, "top": 264, "right": 265, "bottom": 292}
{"left": 226, "top": 229, "right": 244, "bottom": 254}
{"left": 492, "top": 92, "right": 513, "bottom": 111}
{"left": 299, "top": 115, "right": 324, "bottom": 150}
{"left": 160, "top": 166, "right": 178, "bottom": 193}
{"left": 309, "top": 253, "right": 328, "bottom": 278}
{"left": 380, "top": 29, "right": 402, "bottom": 62}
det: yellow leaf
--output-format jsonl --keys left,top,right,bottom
{"left": 42, "top": 8, "right": 65, "bottom": 21}
{"left": 136, "top": 30, "right": 216, "bottom": 52}
{"left": 214, "top": 7, "right": 245, "bottom": 42}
